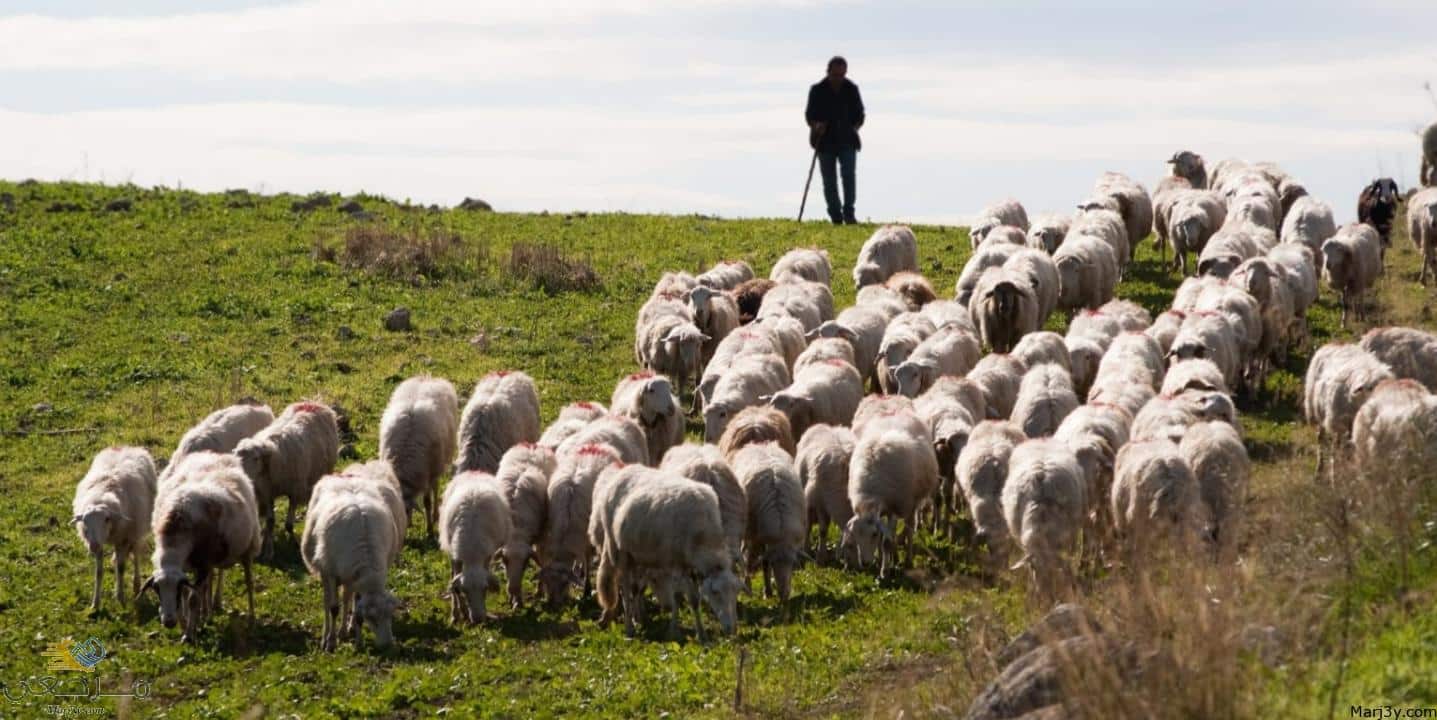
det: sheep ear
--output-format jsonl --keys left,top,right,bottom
{"left": 70, "top": 514, "right": 83, "bottom": 525}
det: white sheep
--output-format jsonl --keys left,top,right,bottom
{"left": 1026, "top": 214, "right": 1071, "bottom": 254}
{"left": 1093, "top": 171, "right": 1155, "bottom": 253}
{"left": 876, "top": 311, "right": 938, "bottom": 393}
{"left": 1053, "top": 235, "right": 1118, "bottom": 311}
{"left": 72, "top": 446, "right": 157, "bottom": 611}
{"left": 1053, "top": 403, "right": 1130, "bottom": 507}
{"left": 920, "top": 298, "right": 978, "bottom": 335}
{"left": 1167, "top": 312, "right": 1243, "bottom": 392}
{"left": 1161, "top": 358, "right": 1229, "bottom": 396}
{"left": 1229, "top": 256, "right": 1298, "bottom": 374}
{"left": 793, "top": 336, "right": 856, "bottom": 376}
{"left": 1146, "top": 309, "right": 1186, "bottom": 356}
{"left": 885, "top": 270, "right": 938, "bottom": 310}
{"left": 1407, "top": 187, "right": 1437, "bottom": 285}
{"left": 1130, "top": 389, "right": 1239, "bottom": 445}
{"left": 660, "top": 443, "right": 746, "bottom": 569}
{"left": 537, "top": 401, "right": 608, "bottom": 451}
{"left": 1304, "top": 343, "right": 1393, "bottom": 457}
{"left": 1003, "top": 247, "right": 1061, "bottom": 322}
{"left": 969, "top": 266, "right": 1040, "bottom": 353}
{"left": 794, "top": 425, "right": 855, "bottom": 562}
{"left": 697, "top": 260, "right": 755, "bottom": 290}
{"left": 1086, "top": 368, "right": 1157, "bottom": 419}
{"left": 854, "top": 225, "right": 919, "bottom": 288}
{"left": 635, "top": 313, "right": 708, "bottom": 396}
{"left": 378, "top": 375, "right": 459, "bottom": 538}
{"left": 731, "top": 443, "right": 806, "bottom": 609}
{"left": 718, "top": 405, "right": 796, "bottom": 460}
{"left": 851, "top": 394, "right": 919, "bottom": 438}
{"left": 844, "top": 409, "right": 939, "bottom": 577}
{"left": 1321, "top": 223, "right": 1383, "bottom": 326}
{"left": 756, "top": 280, "right": 834, "bottom": 331}
{"left": 891, "top": 326, "right": 983, "bottom": 398}
{"left": 856, "top": 284, "right": 910, "bottom": 318}
{"left": 955, "top": 242, "right": 1022, "bottom": 307}
{"left": 970, "top": 199, "right": 1031, "bottom": 247}
{"left": 969, "top": 353, "right": 1026, "bottom": 419}
{"left": 698, "top": 328, "right": 786, "bottom": 407}
{"left": 1153, "top": 175, "right": 1195, "bottom": 260}
{"left": 1111, "top": 440, "right": 1202, "bottom": 555}
{"left": 611, "top": 371, "right": 684, "bottom": 466}
{"left": 1098, "top": 332, "right": 1166, "bottom": 391}
{"left": 440, "top": 470, "right": 513, "bottom": 624}
{"left": 1352, "top": 379, "right": 1437, "bottom": 487}
{"left": 1001, "top": 438, "right": 1086, "bottom": 596}
{"left": 770, "top": 247, "right": 833, "bottom": 285}
{"left": 1178, "top": 420, "right": 1249, "bottom": 557}
{"left": 957, "top": 420, "right": 1026, "bottom": 568}
{"left": 159, "top": 403, "right": 274, "bottom": 485}
{"left": 302, "top": 471, "right": 405, "bottom": 650}
{"left": 977, "top": 225, "right": 1030, "bottom": 248}
{"left": 1279, "top": 195, "right": 1337, "bottom": 254}
{"left": 1359, "top": 326, "right": 1437, "bottom": 392}
{"left": 703, "top": 353, "right": 791, "bottom": 443}
{"left": 687, "top": 284, "right": 740, "bottom": 364}
{"left": 1011, "top": 363, "right": 1079, "bottom": 439}
{"left": 1268, "top": 243, "right": 1319, "bottom": 320}
{"left": 454, "top": 370, "right": 541, "bottom": 474}
{"left": 1071, "top": 205, "right": 1131, "bottom": 270}
{"left": 538, "top": 443, "right": 620, "bottom": 608}
{"left": 558, "top": 413, "right": 650, "bottom": 466}
{"left": 768, "top": 358, "right": 863, "bottom": 439}
{"left": 751, "top": 313, "right": 808, "bottom": 370}
{"left": 1012, "top": 331, "right": 1071, "bottom": 374}
{"left": 807, "top": 304, "right": 888, "bottom": 387}
{"left": 493, "top": 443, "right": 555, "bottom": 609}
{"left": 1166, "top": 189, "right": 1227, "bottom": 276}
{"left": 234, "top": 401, "right": 340, "bottom": 559}
{"left": 1065, "top": 335, "right": 1104, "bottom": 398}
{"left": 652, "top": 271, "right": 698, "bottom": 299}
{"left": 1197, "top": 226, "right": 1262, "bottom": 279}
{"left": 914, "top": 377, "right": 982, "bottom": 530}
{"left": 637, "top": 291, "right": 691, "bottom": 330}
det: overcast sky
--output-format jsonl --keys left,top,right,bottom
{"left": 2, "top": 1, "right": 1435, "bottom": 224}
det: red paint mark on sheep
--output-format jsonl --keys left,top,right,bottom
{"left": 293, "top": 402, "right": 327, "bottom": 414}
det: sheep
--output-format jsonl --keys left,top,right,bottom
{"left": 142, "top": 453, "right": 260, "bottom": 643}
{"left": 891, "top": 326, "right": 983, "bottom": 398}
{"left": 1053, "top": 235, "right": 1118, "bottom": 312}
{"left": 1012, "top": 331, "right": 1070, "bottom": 374}
{"left": 537, "top": 401, "right": 608, "bottom": 451}
{"left": 538, "top": 444, "right": 620, "bottom": 608}
{"left": 1087, "top": 367, "right": 1157, "bottom": 419}
{"left": 1011, "top": 363, "right": 1079, "bottom": 439}
{"left": 1093, "top": 171, "right": 1155, "bottom": 252}
{"left": 1161, "top": 358, "right": 1229, "bottom": 396}
{"left": 1167, "top": 312, "right": 1242, "bottom": 392}
{"left": 1167, "top": 150, "right": 1208, "bottom": 189}
{"left": 807, "top": 304, "right": 889, "bottom": 387}
{"left": 756, "top": 279, "right": 833, "bottom": 331}
{"left": 652, "top": 271, "right": 698, "bottom": 299}
{"left": 1131, "top": 390, "right": 1240, "bottom": 445}
{"left": 338, "top": 460, "right": 408, "bottom": 541}
{"left": 794, "top": 425, "right": 855, "bottom": 561}
{"left": 921, "top": 298, "right": 978, "bottom": 335}
{"left": 454, "top": 370, "right": 541, "bottom": 475}
{"left": 1226, "top": 184, "right": 1280, "bottom": 232}
{"left": 1321, "top": 223, "right": 1383, "bottom": 326}
{"left": 1053, "top": 403, "right": 1130, "bottom": 507}
{"left": 976, "top": 225, "right": 1029, "bottom": 248}
{"left": 730, "top": 443, "right": 805, "bottom": 608}
{"left": 587, "top": 463, "right": 651, "bottom": 626}
{"left": 1356, "top": 178, "right": 1402, "bottom": 247}
{"left": 302, "top": 472, "right": 404, "bottom": 651}
{"left": 1208, "top": 158, "right": 1249, "bottom": 194}
{"left": 1065, "top": 336, "right": 1104, "bottom": 398}
{"left": 969, "top": 353, "right": 1026, "bottom": 419}
{"left": 1192, "top": 283, "right": 1263, "bottom": 378}
{"left": 1304, "top": 344, "right": 1394, "bottom": 459}
{"left": 697, "top": 260, "right": 755, "bottom": 291}
{"left": 955, "top": 242, "right": 1022, "bottom": 307}
{"left": 439, "top": 470, "right": 513, "bottom": 624}
{"left": 159, "top": 403, "right": 274, "bottom": 485}
{"left": 1178, "top": 421, "right": 1249, "bottom": 556}
{"left": 856, "top": 284, "right": 910, "bottom": 319}
{"left": 914, "top": 377, "right": 983, "bottom": 529}
{"left": 854, "top": 225, "right": 919, "bottom": 288}
{"left": 1359, "top": 327, "right": 1437, "bottom": 392}
{"left": 732, "top": 278, "right": 777, "bottom": 324}
{"left": 697, "top": 329, "right": 785, "bottom": 408}
{"left": 884, "top": 270, "right": 937, "bottom": 310}
{"left": 1230, "top": 256, "right": 1298, "bottom": 371}
{"left": 603, "top": 468, "right": 743, "bottom": 639}
{"left": 72, "top": 446, "right": 157, "bottom": 611}
{"left": 843, "top": 411, "right": 940, "bottom": 577}
{"left": 877, "top": 312, "right": 939, "bottom": 392}
{"left": 718, "top": 405, "right": 797, "bottom": 461}
{"left": 1111, "top": 440, "right": 1202, "bottom": 556}
{"left": 687, "top": 284, "right": 740, "bottom": 364}
{"left": 957, "top": 421, "right": 1026, "bottom": 568}
{"left": 1147, "top": 310, "right": 1186, "bottom": 356}
{"left": 767, "top": 359, "right": 863, "bottom": 439}
{"left": 970, "top": 199, "right": 1031, "bottom": 247}
{"left": 636, "top": 291, "right": 691, "bottom": 330}
{"left": 378, "top": 376, "right": 459, "bottom": 538}
{"left": 557, "top": 413, "right": 648, "bottom": 466}
{"left": 1407, "top": 187, "right": 1437, "bottom": 285}
{"left": 703, "top": 353, "right": 792, "bottom": 444}
{"left": 1099, "top": 332, "right": 1166, "bottom": 391}
{"left": 770, "top": 247, "right": 832, "bottom": 285}
{"left": 793, "top": 336, "right": 856, "bottom": 376}
{"left": 1153, "top": 175, "right": 1194, "bottom": 260}
{"left": 1352, "top": 379, "right": 1437, "bottom": 487}
{"left": 1003, "top": 247, "right": 1061, "bottom": 322}
{"left": 1279, "top": 195, "right": 1337, "bottom": 254}
{"left": 635, "top": 313, "right": 708, "bottom": 396}
{"left": 1002, "top": 439, "right": 1086, "bottom": 596}
{"left": 1197, "top": 226, "right": 1261, "bottom": 279}
{"left": 969, "top": 267, "right": 1040, "bottom": 353}
{"left": 751, "top": 313, "right": 808, "bottom": 370}
{"left": 1071, "top": 205, "right": 1130, "bottom": 270}
{"left": 611, "top": 371, "right": 684, "bottom": 466}
{"left": 493, "top": 443, "right": 555, "bottom": 609}
{"left": 851, "top": 394, "right": 919, "bottom": 438}
{"left": 1167, "top": 189, "right": 1227, "bottom": 275}
{"left": 660, "top": 444, "right": 746, "bottom": 569}
{"left": 234, "top": 401, "right": 340, "bottom": 559}
{"left": 1026, "top": 214, "right": 1071, "bottom": 254}
{"left": 1423, "top": 122, "right": 1437, "bottom": 186}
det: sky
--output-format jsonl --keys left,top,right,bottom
{"left": 1, "top": 1, "right": 1435, "bottom": 224}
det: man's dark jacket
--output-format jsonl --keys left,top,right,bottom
{"left": 805, "top": 78, "right": 865, "bottom": 152}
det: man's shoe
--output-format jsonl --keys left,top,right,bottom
{"left": 843, "top": 216, "right": 858, "bottom": 225}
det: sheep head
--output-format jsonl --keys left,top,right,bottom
{"left": 355, "top": 590, "right": 402, "bottom": 647}
{"left": 698, "top": 568, "right": 743, "bottom": 635}
{"left": 766, "top": 392, "right": 811, "bottom": 439}
{"left": 452, "top": 566, "right": 500, "bottom": 623}
{"left": 233, "top": 438, "right": 273, "bottom": 500}
{"left": 1320, "top": 242, "right": 1351, "bottom": 286}
{"left": 73, "top": 504, "right": 122, "bottom": 555}
{"left": 702, "top": 401, "right": 735, "bottom": 444}
{"left": 841, "top": 512, "right": 893, "bottom": 569}
{"left": 853, "top": 262, "right": 884, "bottom": 289}
{"left": 139, "top": 567, "right": 193, "bottom": 630}
{"left": 892, "top": 358, "right": 937, "bottom": 398}
{"left": 638, "top": 377, "right": 677, "bottom": 427}
{"left": 687, "top": 285, "right": 717, "bottom": 325}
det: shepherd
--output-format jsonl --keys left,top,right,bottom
{"left": 805, "top": 55, "right": 865, "bottom": 225}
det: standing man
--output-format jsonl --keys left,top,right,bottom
{"left": 805, "top": 56, "right": 865, "bottom": 225}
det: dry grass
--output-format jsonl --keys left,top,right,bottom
{"left": 316, "top": 224, "right": 488, "bottom": 282}
{"left": 505, "top": 241, "right": 601, "bottom": 294}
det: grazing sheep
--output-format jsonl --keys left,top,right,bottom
{"left": 969, "top": 353, "right": 1026, "bottom": 419}
{"left": 851, "top": 394, "right": 919, "bottom": 438}
{"left": 793, "top": 337, "right": 856, "bottom": 376}
{"left": 302, "top": 471, "right": 404, "bottom": 651}
{"left": 703, "top": 353, "right": 792, "bottom": 444}
{"left": 1167, "top": 150, "right": 1208, "bottom": 189}
{"left": 1304, "top": 343, "right": 1394, "bottom": 457}
{"left": 72, "top": 446, "right": 157, "bottom": 611}
{"left": 920, "top": 298, "right": 977, "bottom": 335}
{"left": 1012, "top": 331, "right": 1071, "bottom": 374}
{"left": 660, "top": 444, "right": 746, "bottom": 569}
{"left": 718, "top": 405, "right": 797, "bottom": 461}
{"left": 844, "top": 411, "right": 940, "bottom": 577}
{"left": 1002, "top": 439, "right": 1086, "bottom": 596}
{"left": 1071, "top": 205, "right": 1131, "bottom": 270}
{"left": 1053, "top": 235, "right": 1119, "bottom": 311}
{"left": 338, "top": 460, "right": 408, "bottom": 541}
{"left": 1359, "top": 326, "right": 1437, "bottom": 392}
{"left": 885, "top": 270, "right": 937, "bottom": 310}
{"left": 1011, "top": 363, "right": 1079, "bottom": 439}
{"left": 537, "top": 401, "right": 608, "bottom": 451}
{"left": 454, "top": 371, "right": 541, "bottom": 475}
{"left": 1003, "top": 247, "right": 1061, "bottom": 322}
{"left": 854, "top": 225, "right": 920, "bottom": 288}
{"left": 440, "top": 470, "right": 513, "bottom": 624}
{"left": 587, "top": 463, "right": 649, "bottom": 626}
{"left": 697, "top": 329, "right": 785, "bottom": 407}
{"left": 1146, "top": 309, "right": 1186, "bottom": 356}
{"left": 611, "top": 372, "right": 684, "bottom": 466}
{"left": 1356, "top": 178, "right": 1402, "bottom": 247}
{"left": 891, "top": 326, "right": 983, "bottom": 397}
{"left": 1423, "top": 122, "right": 1437, "bottom": 186}
{"left": 1197, "top": 226, "right": 1261, "bottom": 279}
{"left": 970, "top": 267, "right": 1041, "bottom": 353}
{"left": 1407, "top": 187, "right": 1437, "bottom": 285}
{"left": 142, "top": 454, "right": 260, "bottom": 642}
{"left": 971, "top": 199, "right": 1031, "bottom": 247}
{"left": 234, "top": 401, "right": 340, "bottom": 559}
{"left": 808, "top": 304, "right": 889, "bottom": 388}
{"left": 1130, "top": 390, "right": 1239, "bottom": 445}
{"left": 1161, "top": 358, "right": 1229, "bottom": 396}
{"left": 1027, "top": 213, "right": 1071, "bottom": 254}
{"left": 1111, "top": 440, "right": 1202, "bottom": 555}
{"left": 159, "top": 403, "right": 274, "bottom": 485}
{"left": 1178, "top": 421, "right": 1249, "bottom": 555}
{"left": 732, "top": 278, "right": 777, "bottom": 324}
{"left": 636, "top": 291, "right": 691, "bottom": 331}
{"left": 687, "top": 285, "right": 740, "bottom": 364}
{"left": 731, "top": 443, "right": 806, "bottom": 608}
{"left": 768, "top": 359, "right": 863, "bottom": 439}
{"left": 378, "top": 376, "right": 459, "bottom": 538}
{"left": 876, "top": 312, "right": 938, "bottom": 393}
{"left": 635, "top": 313, "right": 708, "bottom": 396}
{"left": 771, "top": 247, "right": 833, "bottom": 285}
{"left": 557, "top": 413, "right": 648, "bottom": 466}
{"left": 977, "top": 225, "right": 1029, "bottom": 248}
{"left": 756, "top": 280, "right": 834, "bottom": 331}
{"left": 1167, "top": 190, "right": 1227, "bottom": 276}
{"left": 1065, "top": 335, "right": 1104, "bottom": 398}
{"left": 1352, "top": 379, "right": 1437, "bottom": 487}
{"left": 1093, "top": 172, "right": 1155, "bottom": 252}
{"left": 1230, "top": 256, "right": 1298, "bottom": 372}
{"left": 856, "top": 284, "right": 910, "bottom": 319}
{"left": 957, "top": 421, "right": 1026, "bottom": 568}
{"left": 955, "top": 242, "right": 1022, "bottom": 307}
{"left": 752, "top": 313, "right": 809, "bottom": 370}
{"left": 494, "top": 444, "right": 555, "bottom": 609}
{"left": 794, "top": 425, "right": 856, "bottom": 561}
{"left": 652, "top": 272, "right": 698, "bottom": 299}
{"left": 1153, "top": 175, "right": 1194, "bottom": 260}
{"left": 538, "top": 444, "right": 619, "bottom": 608}
{"left": 697, "top": 260, "right": 755, "bottom": 291}
{"left": 914, "top": 378, "right": 982, "bottom": 529}
{"left": 1099, "top": 332, "right": 1166, "bottom": 391}
{"left": 1280, "top": 195, "right": 1337, "bottom": 254}
{"left": 1053, "top": 403, "right": 1130, "bottom": 506}
{"left": 1321, "top": 223, "right": 1383, "bottom": 326}
{"left": 1167, "top": 312, "right": 1242, "bottom": 392}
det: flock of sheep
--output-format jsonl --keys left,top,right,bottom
{"left": 66, "top": 150, "right": 1437, "bottom": 650}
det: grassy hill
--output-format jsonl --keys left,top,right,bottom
{"left": 0, "top": 180, "right": 1433, "bottom": 718}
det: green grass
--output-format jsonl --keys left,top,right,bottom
{"left": 1, "top": 179, "right": 1434, "bottom": 718}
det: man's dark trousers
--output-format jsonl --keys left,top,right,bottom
{"left": 818, "top": 145, "right": 856, "bottom": 224}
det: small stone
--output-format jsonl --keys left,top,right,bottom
{"left": 385, "top": 307, "right": 412, "bottom": 332}
{"left": 31, "top": 402, "right": 52, "bottom": 414}
{"left": 337, "top": 326, "right": 355, "bottom": 341}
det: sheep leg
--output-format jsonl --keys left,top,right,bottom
{"left": 132, "top": 548, "right": 143, "bottom": 599}
{"left": 689, "top": 585, "right": 707, "bottom": 643}
{"left": 90, "top": 552, "right": 104, "bottom": 612}
{"left": 425, "top": 487, "right": 437, "bottom": 539}
{"left": 321, "top": 576, "right": 339, "bottom": 652}
{"left": 763, "top": 557, "right": 774, "bottom": 600}
{"left": 340, "top": 586, "right": 355, "bottom": 638}
{"left": 212, "top": 569, "right": 224, "bottom": 613}
{"left": 285, "top": 502, "right": 297, "bottom": 538}
{"left": 113, "top": 551, "right": 125, "bottom": 607}
{"left": 243, "top": 559, "right": 256, "bottom": 622}
{"left": 261, "top": 501, "right": 276, "bottom": 560}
